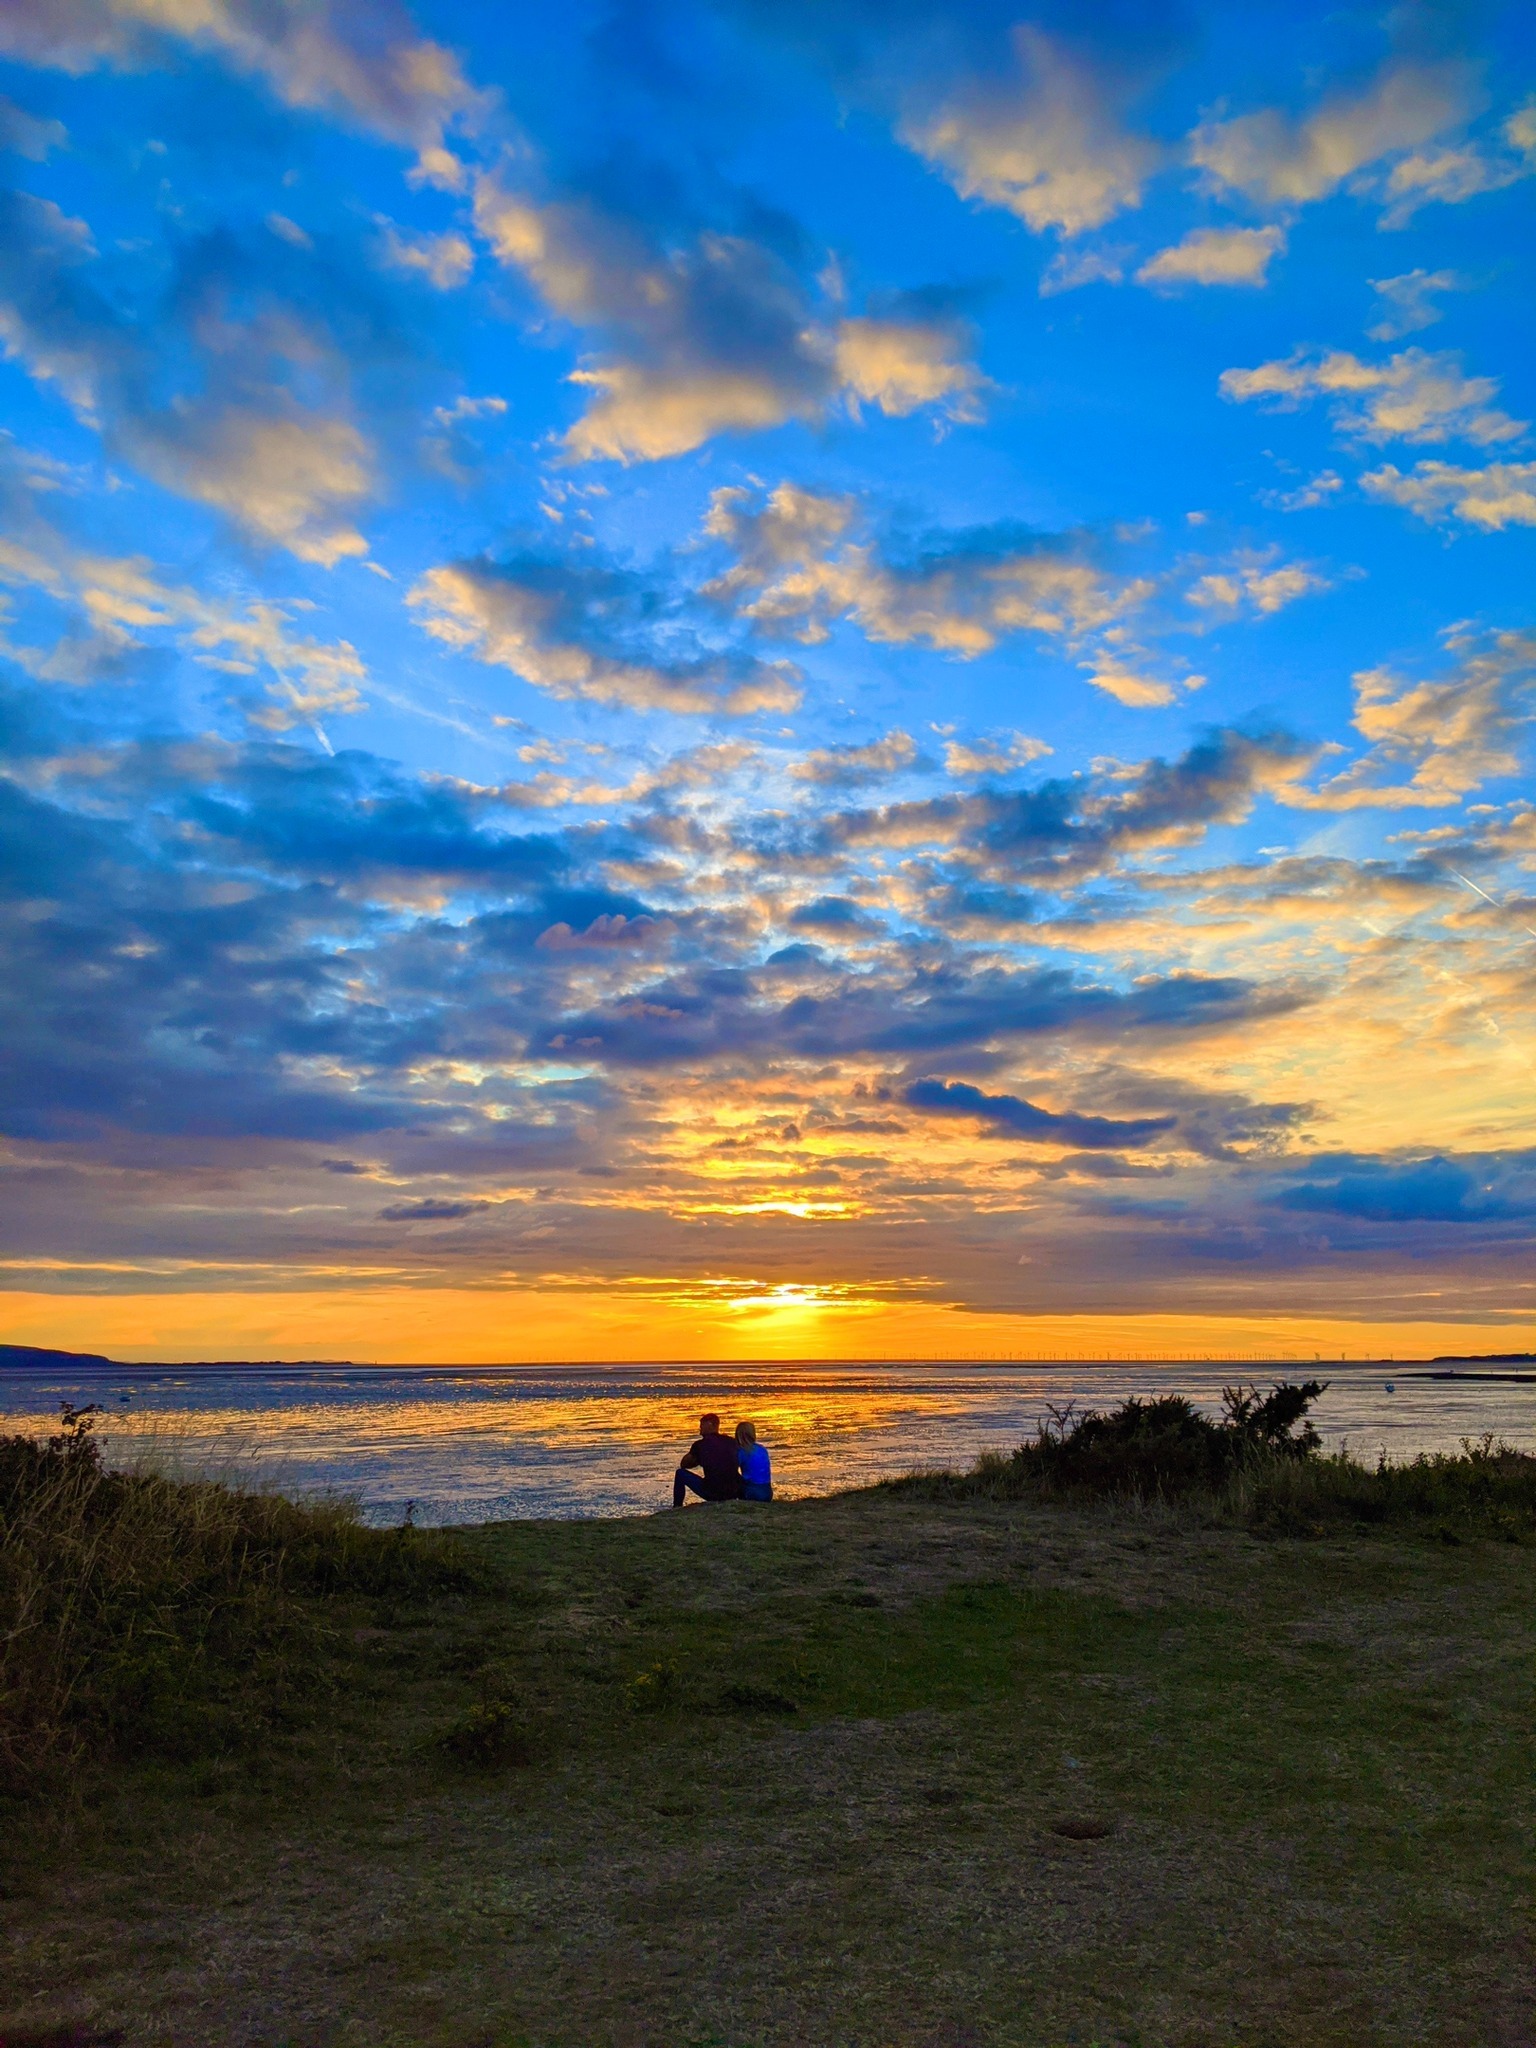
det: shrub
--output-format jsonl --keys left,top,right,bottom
{"left": 439, "top": 1687, "right": 540, "bottom": 1768}
{"left": 0, "top": 1405, "right": 484, "bottom": 1798}
{"left": 891, "top": 1380, "right": 1328, "bottom": 1506}
{"left": 883, "top": 1385, "right": 1536, "bottom": 1536}
{"left": 625, "top": 1663, "right": 678, "bottom": 1714}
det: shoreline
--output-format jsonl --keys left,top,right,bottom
{"left": 4, "top": 1354, "right": 1534, "bottom": 1377}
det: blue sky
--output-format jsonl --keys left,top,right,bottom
{"left": 0, "top": 0, "right": 1533, "bottom": 1360}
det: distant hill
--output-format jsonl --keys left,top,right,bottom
{"left": 0, "top": 1342, "right": 115, "bottom": 1368}
{"left": 1431, "top": 1352, "right": 1536, "bottom": 1365}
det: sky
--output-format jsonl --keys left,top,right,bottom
{"left": 0, "top": 0, "right": 1533, "bottom": 1364}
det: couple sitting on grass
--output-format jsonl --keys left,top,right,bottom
{"left": 672, "top": 1413, "right": 773, "bottom": 1507}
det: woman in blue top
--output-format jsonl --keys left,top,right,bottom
{"left": 735, "top": 1420, "right": 772, "bottom": 1501}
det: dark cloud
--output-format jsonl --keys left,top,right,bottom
{"left": 174, "top": 744, "right": 571, "bottom": 892}
{"left": 533, "top": 957, "right": 1301, "bottom": 1068}
{"left": 378, "top": 1197, "right": 489, "bottom": 1222}
{"left": 904, "top": 1077, "right": 1174, "bottom": 1149}
{"left": 797, "top": 726, "right": 1315, "bottom": 884}
{"left": 1272, "top": 1155, "right": 1536, "bottom": 1224}
{"left": 0, "top": 757, "right": 585, "bottom": 1150}
{"left": 787, "top": 895, "right": 885, "bottom": 932}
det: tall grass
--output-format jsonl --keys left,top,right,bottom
{"left": 0, "top": 1405, "right": 483, "bottom": 1797}
{"left": 884, "top": 1382, "right": 1536, "bottom": 1538}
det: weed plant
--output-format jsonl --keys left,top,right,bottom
{"left": 0, "top": 1404, "right": 485, "bottom": 1797}
{"left": 886, "top": 1381, "right": 1536, "bottom": 1537}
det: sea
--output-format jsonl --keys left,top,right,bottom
{"left": 2, "top": 1358, "right": 1532, "bottom": 1525}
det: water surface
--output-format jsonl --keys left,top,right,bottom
{"left": 3, "top": 1359, "right": 1530, "bottom": 1524}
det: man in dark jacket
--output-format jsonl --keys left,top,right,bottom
{"left": 673, "top": 1412, "right": 743, "bottom": 1507}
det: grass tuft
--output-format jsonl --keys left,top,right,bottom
{"left": 0, "top": 1403, "right": 488, "bottom": 1797}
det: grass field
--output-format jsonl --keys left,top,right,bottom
{"left": 3, "top": 1484, "right": 1533, "bottom": 2048}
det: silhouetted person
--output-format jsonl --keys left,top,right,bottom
{"left": 673, "top": 1412, "right": 742, "bottom": 1507}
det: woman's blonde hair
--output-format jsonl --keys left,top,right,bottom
{"left": 734, "top": 1419, "right": 757, "bottom": 1446}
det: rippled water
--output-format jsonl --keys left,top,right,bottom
{"left": 2, "top": 1359, "right": 1530, "bottom": 1524}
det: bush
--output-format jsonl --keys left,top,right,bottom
{"left": 883, "top": 1383, "right": 1536, "bottom": 1536}
{"left": 891, "top": 1380, "right": 1328, "bottom": 1506}
{"left": 0, "top": 1405, "right": 485, "bottom": 1797}
{"left": 439, "top": 1687, "right": 541, "bottom": 1768}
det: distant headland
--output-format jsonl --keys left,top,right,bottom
{"left": 0, "top": 1345, "right": 359, "bottom": 1369}
{"left": 0, "top": 1343, "right": 115, "bottom": 1369}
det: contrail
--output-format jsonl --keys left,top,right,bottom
{"left": 1447, "top": 869, "right": 1536, "bottom": 941}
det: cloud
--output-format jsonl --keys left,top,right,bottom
{"left": 832, "top": 316, "right": 983, "bottom": 422}
{"left": 1259, "top": 470, "right": 1343, "bottom": 513}
{"left": 1187, "top": 552, "right": 1331, "bottom": 617}
{"left": 0, "top": 701, "right": 1336, "bottom": 1298}
{"left": 944, "top": 733, "right": 1052, "bottom": 778}
{"left": 904, "top": 1077, "right": 1175, "bottom": 1150}
{"left": 0, "top": 451, "right": 366, "bottom": 724}
{"left": 903, "top": 27, "right": 1158, "bottom": 237}
{"left": 1080, "top": 665, "right": 1177, "bottom": 708}
{"left": 1361, "top": 460, "right": 1536, "bottom": 531}
{"left": 532, "top": 954, "right": 1296, "bottom": 1072}
{"left": 0, "top": 188, "right": 108, "bottom": 417}
{"left": 1272, "top": 1155, "right": 1536, "bottom": 1224}
{"left": 1284, "top": 628, "right": 1535, "bottom": 810}
{"left": 1136, "top": 226, "right": 1285, "bottom": 289}
{"left": 472, "top": 739, "right": 761, "bottom": 814}
{"left": 1367, "top": 268, "right": 1464, "bottom": 342}
{"left": 1220, "top": 346, "right": 1526, "bottom": 447}
{"left": 0, "top": 0, "right": 483, "bottom": 164}
{"left": 0, "top": 189, "right": 380, "bottom": 563}
{"left": 0, "top": 756, "right": 587, "bottom": 1160}
{"left": 1372, "top": 93, "right": 1536, "bottom": 227}
{"left": 1038, "top": 244, "right": 1126, "bottom": 295}
{"left": 704, "top": 483, "right": 1144, "bottom": 660}
{"left": 808, "top": 726, "right": 1317, "bottom": 884}
{"left": 473, "top": 178, "right": 979, "bottom": 463}
{"left": 1378, "top": 133, "right": 1531, "bottom": 228}
{"left": 408, "top": 556, "right": 801, "bottom": 716}
{"left": 0, "top": 94, "right": 66, "bottom": 159}
{"left": 126, "top": 408, "right": 373, "bottom": 567}
{"left": 785, "top": 895, "right": 882, "bottom": 935}
{"left": 535, "top": 912, "right": 674, "bottom": 952}
{"left": 81, "top": 738, "right": 573, "bottom": 896}
{"left": 792, "top": 730, "right": 919, "bottom": 788}
{"left": 376, "top": 221, "right": 475, "bottom": 290}
{"left": 1188, "top": 60, "right": 1473, "bottom": 206}
{"left": 379, "top": 1198, "right": 489, "bottom": 1222}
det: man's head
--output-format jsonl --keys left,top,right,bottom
{"left": 699, "top": 1412, "right": 721, "bottom": 1435}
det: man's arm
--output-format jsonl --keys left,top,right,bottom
{"left": 678, "top": 1438, "right": 705, "bottom": 1471}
